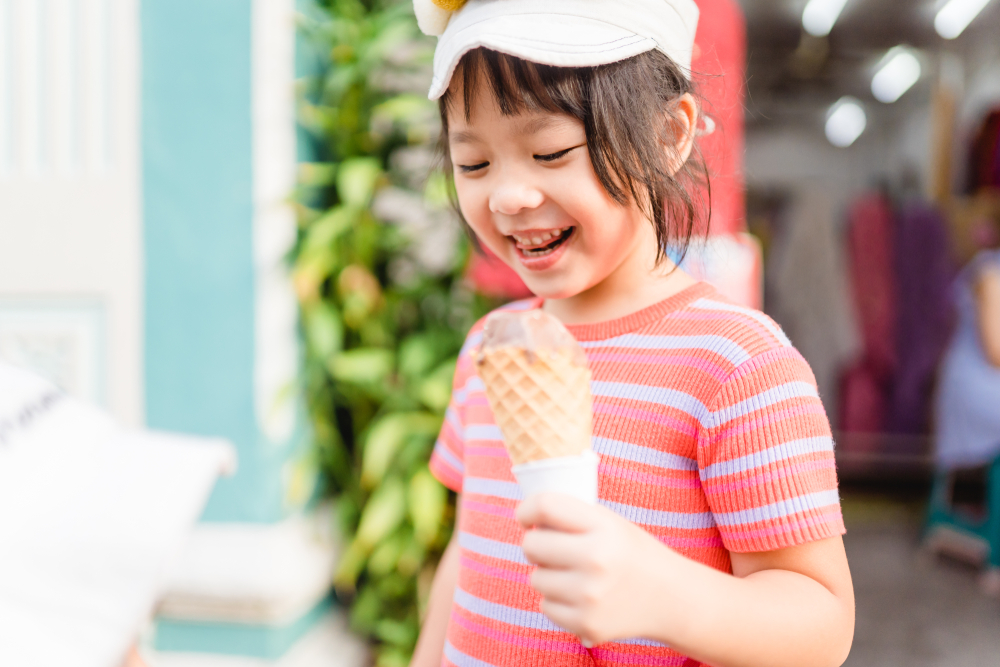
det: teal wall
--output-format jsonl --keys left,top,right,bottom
{"left": 141, "top": 0, "right": 286, "bottom": 523}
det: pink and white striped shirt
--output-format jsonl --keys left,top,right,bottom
{"left": 430, "top": 282, "right": 845, "bottom": 667}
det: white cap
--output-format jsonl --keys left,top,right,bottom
{"left": 417, "top": 0, "right": 700, "bottom": 100}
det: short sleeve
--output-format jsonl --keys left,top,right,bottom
{"left": 698, "top": 347, "right": 846, "bottom": 553}
{"left": 428, "top": 344, "right": 476, "bottom": 493}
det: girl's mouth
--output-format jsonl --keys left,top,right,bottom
{"left": 511, "top": 226, "right": 574, "bottom": 258}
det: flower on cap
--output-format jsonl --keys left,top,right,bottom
{"left": 414, "top": 0, "right": 467, "bottom": 36}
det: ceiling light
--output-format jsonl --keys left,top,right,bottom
{"left": 825, "top": 97, "right": 866, "bottom": 147}
{"left": 935, "top": 0, "right": 993, "bottom": 39}
{"left": 871, "top": 48, "right": 922, "bottom": 103}
{"left": 802, "top": 0, "right": 850, "bottom": 37}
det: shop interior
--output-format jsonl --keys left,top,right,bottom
{"left": 740, "top": 1, "right": 1000, "bottom": 663}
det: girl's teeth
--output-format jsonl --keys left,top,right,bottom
{"left": 511, "top": 228, "right": 570, "bottom": 247}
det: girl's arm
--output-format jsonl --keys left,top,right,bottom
{"left": 976, "top": 265, "right": 1000, "bottom": 368}
{"left": 674, "top": 535, "right": 854, "bottom": 667}
{"left": 410, "top": 500, "right": 461, "bottom": 667}
{"left": 518, "top": 494, "right": 854, "bottom": 667}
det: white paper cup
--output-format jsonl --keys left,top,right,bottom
{"left": 511, "top": 450, "right": 599, "bottom": 504}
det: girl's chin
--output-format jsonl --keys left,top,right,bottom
{"left": 485, "top": 244, "right": 586, "bottom": 300}
{"left": 514, "top": 273, "right": 584, "bottom": 301}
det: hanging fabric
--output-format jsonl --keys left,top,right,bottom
{"left": 886, "top": 201, "right": 956, "bottom": 437}
{"left": 840, "top": 192, "right": 898, "bottom": 436}
{"left": 767, "top": 187, "right": 859, "bottom": 426}
{"left": 967, "top": 109, "right": 1000, "bottom": 192}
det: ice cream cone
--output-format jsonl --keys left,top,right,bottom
{"left": 477, "top": 344, "right": 592, "bottom": 465}
{"left": 477, "top": 310, "right": 597, "bottom": 502}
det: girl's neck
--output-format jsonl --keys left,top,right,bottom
{"left": 542, "top": 229, "right": 698, "bottom": 326}
{"left": 543, "top": 266, "right": 697, "bottom": 325}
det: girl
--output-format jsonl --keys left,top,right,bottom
{"left": 410, "top": 2, "right": 855, "bottom": 666}
{"left": 935, "top": 218, "right": 1000, "bottom": 470}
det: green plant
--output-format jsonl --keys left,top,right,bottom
{"left": 292, "top": 2, "right": 494, "bottom": 665}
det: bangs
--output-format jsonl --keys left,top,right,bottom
{"left": 441, "top": 48, "right": 588, "bottom": 123}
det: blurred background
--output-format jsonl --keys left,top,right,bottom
{"left": 1, "top": 0, "right": 1000, "bottom": 665}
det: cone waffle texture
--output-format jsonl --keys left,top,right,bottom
{"left": 478, "top": 346, "right": 592, "bottom": 465}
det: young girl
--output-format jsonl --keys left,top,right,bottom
{"left": 410, "top": 2, "right": 855, "bottom": 666}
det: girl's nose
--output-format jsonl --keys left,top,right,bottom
{"left": 489, "top": 180, "right": 544, "bottom": 216}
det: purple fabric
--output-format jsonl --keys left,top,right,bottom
{"left": 886, "top": 202, "right": 956, "bottom": 436}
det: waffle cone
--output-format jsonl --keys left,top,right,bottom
{"left": 478, "top": 346, "right": 592, "bottom": 465}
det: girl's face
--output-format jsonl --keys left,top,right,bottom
{"left": 447, "top": 84, "right": 661, "bottom": 302}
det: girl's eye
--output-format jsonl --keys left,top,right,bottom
{"left": 534, "top": 145, "right": 583, "bottom": 162}
{"left": 458, "top": 161, "right": 489, "bottom": 173}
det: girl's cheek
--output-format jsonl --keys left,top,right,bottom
{"left": 457, "top": 182, "right": 492, "bottom": 226}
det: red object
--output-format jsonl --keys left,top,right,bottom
{"left": 465, "top": 245, "right": 534, "bottom": 300}
{"left": 691, "top": 0, "right": 747, "bottom": 236}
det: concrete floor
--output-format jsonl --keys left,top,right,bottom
{"left": 841, "top": 493, "right": 1000, "bottom": 667}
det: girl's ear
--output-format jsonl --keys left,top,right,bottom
{"left": 665, "top": 93, "right": 698, "bottom": 175}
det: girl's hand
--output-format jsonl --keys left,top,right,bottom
{"left": 120, "top": 645, "right": 148, "bottom": 667}
{"left": 515, "top": 492, "right": 678, "bottom": 647}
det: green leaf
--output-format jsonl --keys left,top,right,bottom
{"left": 362, "top": 411, "right": 442, "bottom": 488}
{"left": 349, "top": 583, "right": 382, "bottom": 632}
{"left": 397, "top": 534, "right": 426, "bottom": 577}
{"left": 328, "top": 348, "right": 395, "bottom": 385}
{"left": 372, "top": 94, "right": 434, "bottom": 130}
{"left": 355, "top": 476, "right": 407, "bottom": 548}
{"left": 376, "top": 647, "right": 413, "bottom": 667}
{"left": 298, "top": 162, "right": 337, "bottom": 186}
{"left": 366, "top": 19, "right": 414, "bottom": 61}
{"left": 408, "top": 469, "right": 447, "bottom": 547}
{"left": 333, "top": 537, "right": 369, "bottom": 590}
{"left": 423, "top": 171, "right": 452, "bottom": 210}
{"left": 416, "top": 359, "right": 455, "bottom": 411}
{"left": 302, "top": 205, "right": 356, "bottom": 253}
{"left": 304, "top": 303, "right": 344, "bottom": 358}
{"left": 337, "top": 157, "right": 383, "bottom": 208}
{"left": 398, "top": 333, "right": 439, "bottom": 379}
{"left": 373, "top": 620, "right": 418, "bottom": 650}
{"left": 367, "top": 530, "right": 407, "bottom": 577}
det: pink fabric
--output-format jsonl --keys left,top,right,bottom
{"left": 840, "top": 192, "right": 897, "bottom": 433}
{"left": 840, "top": 365, "right": 888, "bottom": 439}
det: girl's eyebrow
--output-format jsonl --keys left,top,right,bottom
{"left": 451, "top": 116, "right": 568, "bottom": 145}
{"left": 449, "top": 129, "right": 481, "bottom": 145}
{"left": 516, "top": 116, "right": 561, "bottom": 136}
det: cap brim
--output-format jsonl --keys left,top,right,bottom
{"left": 429, "top": 13, "right": 657, "bottom": 100}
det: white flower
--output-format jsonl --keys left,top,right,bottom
{"left": 414, "top": 0, "right": 457, "bottom": 36}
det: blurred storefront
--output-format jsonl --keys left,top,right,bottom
{"left": 742, "top": 0, "right": 1000, "bottom": 463}
{"left": 740, "top": 0, "right": 1000, "bottom": 599}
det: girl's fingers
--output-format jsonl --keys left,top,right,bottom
{"left": 530, "top": 568, "right": 584, "bottom": 604}
{"left": 521, "top": 528, "right": 589, "bottom": 568}
{"left": 538, "top": 599, "right": 584, "bottom": 639}
{"left": 516, "top": 493, "right": 599, "bottom": 533}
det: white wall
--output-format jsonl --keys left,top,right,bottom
{"left": 0, "top": 0, "right": 143, "bottom": 426}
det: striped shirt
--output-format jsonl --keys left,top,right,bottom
{"left": 429, "top": 282, "right": 845, "bottom": 667}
